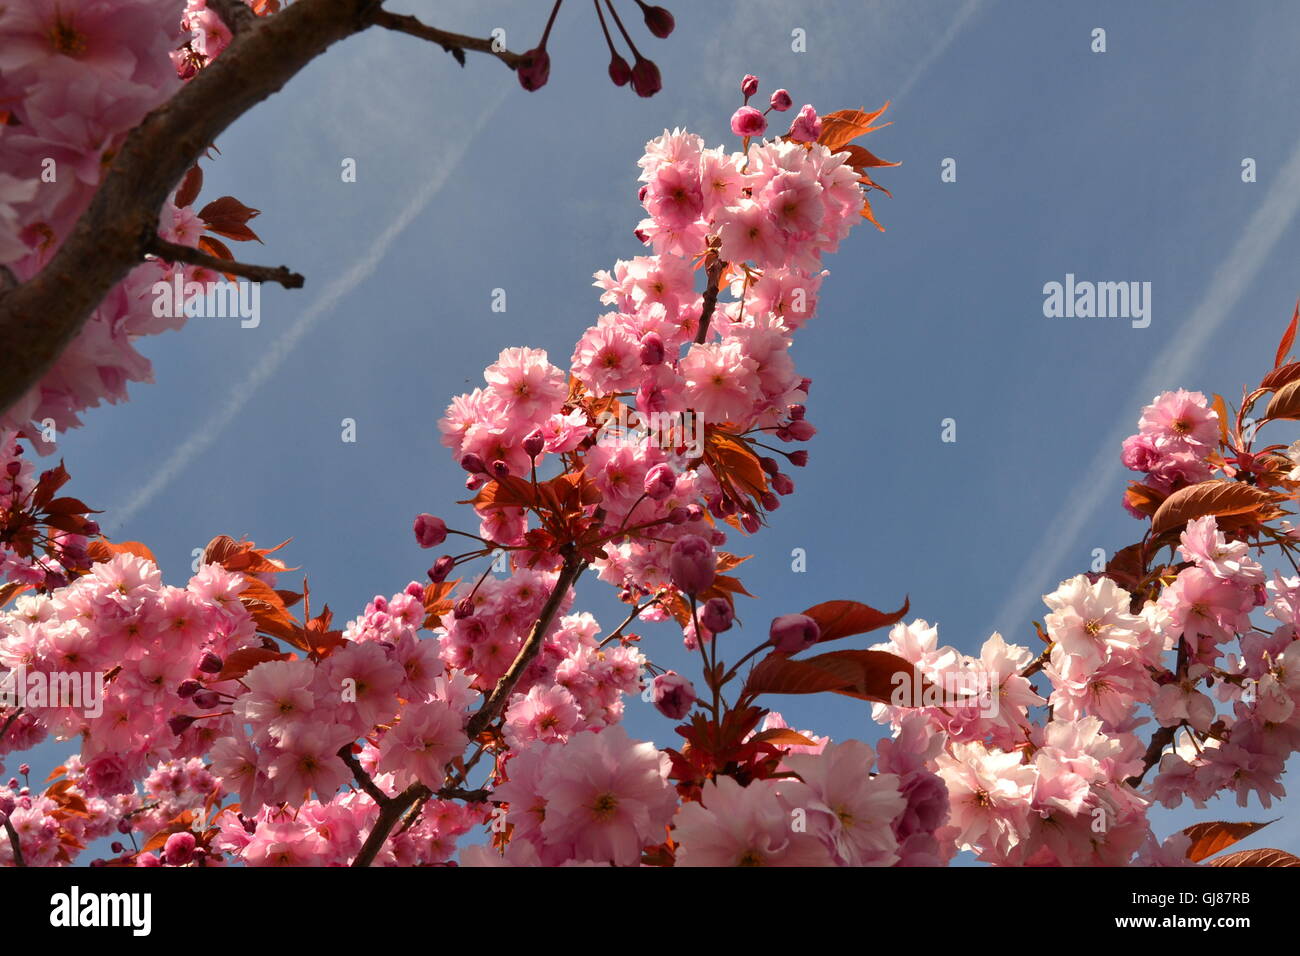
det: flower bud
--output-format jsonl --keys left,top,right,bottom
{"left": 666, "top": 506, "right": 690, "bottom": 525}
{"left": 192, "top": 690, "right": 221, "bottom": 709}
{"left": 730, "top": 105, "right": 767, "bottom": 138}
{"left": 741, "top": 74, "right": 759, "bottom": 98}
{"left": 668, "top": 535, "right": 716, "bottom": 595}
{"left": 740, "top": 512, "right": 761, "bottom": 534}
{"left": 460, "top": 452, "right": 486, "bottom": 474}
{"left": 197, "top": 652, "right": 223, "bottom": 674}
{"left": 758, "top": 456, "right": 779, "bottom": 475}
{"left": 453, "top": 598, "right": 475, "bottom": 620}
{"left": 176, "top": 679, "right": 201, "bottom": 699}
{"left": 164, "top": 831, "right": 197, "bottom": 866}
{"left": 770, "top": 613, "right": 820, "bottom": 653}
{"left": 700, "top": 597, "right": 734, "bottom": 633}
{"left": 651, "top": 671, "right": 696, "bottom": 719}
{"left": 413, "top": 513, "right": 448, "bottom": 549}
{"left": 517, "top": 47, "right": 551, "bottom": 91}
{"left": 632, "top": 57, "right": 662, "bottom": 97}
{"left": 770, "top": 88, "right": 792, "bottom": 111}
{"left": 490, "top": 459, "right": 511, "bottom": 480}
{"left": 167, "top": 714, "right": 196, "bottom": 736}
{"left": 788, "top": 450, "right": 809, "bottom": 467}
{"left": 638, "top": 2, "right": 675, "bottom": 38}
{"left": 428, "top": 555, "right": 455, "bottom": 583}
{"left": 789, "top": 104, "right": 822, "bottom": 143}
{"left": 643, "top": 463, "right": 676, "bottom": 501}
{"left": 523, "top": 428, "right": 545, "bottom": 460}
{"left": 786, "top": 420, "right": 816, "bottom": 441}
{"left": 609, "top": 52, "right": 632, "bottom": 86}
{"left": 639, "top": 331, "right": 666, "bottom": 365}
{"left": 4, "top": 461, "right": 20, "bottom": 477}
{"left": 771, "top": 472, "right": 795, "bottom": 496}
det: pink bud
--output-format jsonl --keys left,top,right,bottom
{"left": 517, "top": 47, "right": 551, "bottom": 91}
{"left": 523, "top": 428, "right": 545, "bottom": 460}
{"left": 428, "top": 556, "right": 455, "bottom": 583}
{"left": 651, "top": 671, "right": 696, "bottom": 719}
{"left": 730, "top": 105, "right": 767, "bottom": 138}
{"left": 632, "top": 57, "right": 662, "bottom": 97}
{"left": 741, "top": 74, "right": 759, "bottom": 98}
{"left": 177, "top": 679, "right": 201, "bottom": 699}
{"left": 453, "top": 598, "right": 475, "bottom": 620}
{"left": 163, "top": 831, "right": 197, "bottom": 866}
{"left": 770, "top": 88, "right": 792, "bottom": 111}
{"left": 786, "top": 420, "right": 816, "bottom": 441}
{"left": 168, "top": 714, "right": 196, "bottom": 736}
{"left": 669, "top": 535, "right": 716, "bottom": 595}
{"left": 4, "top": 461, "right": 18, "bottom": 477}
{"left": 638, "top": 2, "right": 675, "bottom": 38}
{"left": 666, "top": 506, "right": 690, "bottom": 525}
{"left": 609, "top": 53, "right": 632, "bottom": 86}
{"left": 639, "top": 331, "right": 666, "bottom": 365}
{"left": 788, "top": 450, "right": 809, "bottom": 467}
{"left": 137, "top": 852, "right": 161, "bottom": 867}
{"left": 643, "top": 463, "right": 676, "bottom": 501}
{"left": 197, "top": 652, "right": 223, "bottom": 674}
{"left": 414, "top": 513, "right": 448, "bottom": 549}
{"left": 192, "top": 690, "right": 221, "bottom": 709}
{"left": 770, "top": 613, "right": 820, "bottom": 653}
{"left": 490, "top": 459, "right": 510, "bottom": 479}
{"left": 700, "top": 597, "right": 734, "bottom": 633}
{"left": 460, "top": 452, "right": 486, "bottom": 474}
{"left": 771, "top": 472, "right": 795, "bottom": 495}
{"left": 789, "top": 104, "right": 822, "bottom": 143}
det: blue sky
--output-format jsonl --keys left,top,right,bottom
{"left": 25, "top": 0, "right": 1300, "bottom": 859}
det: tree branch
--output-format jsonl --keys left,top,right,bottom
{"left": 0, "top": 0, "right": 529, "bottom": 418}
{"left": 350, "top": 555, "right": 583, "bottom": 866}
{"left": 207, "top": 0, "right": 256, "bottom": 33}
{"left": 371, "top": 10, "right": 529, "bottom": 69}
{"left": 3, "top": 817, "right": 25, "bottom": 867}
{"left": 1125, "top": 724, "right": 1177, "bottom": 788}
{"left": 337, "top": 743, "right": 391, "bottom": 806}
{"left": 148, "top": 236, "right": 304, "bottom": 288}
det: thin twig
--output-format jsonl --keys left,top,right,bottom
{"left": 337, "top": 744, "right": 391, "bottom": 807}
{"left": 371, "top": 9, "right": 529, "bottom": 69}
{"left": 3, "top": 818, "right": 25, "bottom": 867}
{"left": 148, "top": 236, "right": 304, "bottom": 288}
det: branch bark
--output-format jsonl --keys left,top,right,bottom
{"left": 372, "top": 10, "right": 530, "bottom": 69}
{"left": 0, "top": 0, "right": 528, "bottom": 417}
{"left": 148, "top": 236, "right": 304, "bottom": 288}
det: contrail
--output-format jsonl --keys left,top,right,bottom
{"left": 989, "top": 130, "right": 1300, "bottom": 639}
{"left": 109, "top": 90, "right": 508, "bottom": 531}
{"left": 895, "top": 0, "right": 987, "bottom": 104}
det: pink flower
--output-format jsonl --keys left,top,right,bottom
{"left": 1178, "top": 515, "right": 1264, "bottom": 586}
{"left": 571, "top": 315, "right": 642, "bottom": 395}
{"left": 679, "top": 340, "right": 761, "bottom": 423}
{"left": 1138, "top": 389, "right": 1218, "bottom": 454}
{"left": 1043, "top": 574, "right": 1143, "bottom": 674}
{"left": 378, "top": 699, "right": 467, "bottom": 789}
{"left": 789, "top": 105, "right": 822, "bottom": 144}
{"left": 504, "top": 684, "right": 581, "bottom": 748}
{"left": 770, "top": 613, "right": 819, "bottom": 653}
{"left": 235, "top": 660, "right": 317, "bottom": 743}
{"left": 650, "top": 671, "right": 696, "bottom": 719}
{"left": 84, "top": 753, "right": 133, "bottom": 797}
{"left": 935, "top": 741, "right": 1037, "bottom": 860}
{"left": 730, "top": 106, "right": 767, "bottom": 138}
{"left": 1159, "top": 566, "right": 1254, "bottom": 646}
{"left": 783, "top": 740, "right": 906, "bottom": 865}
{"left": 717, "top": 199, "right": 787, "bottom": 269}
{"left": 668, "top": 534, "right": 716, "bottom": 595}
{"left": 483, "top": 347, "right": 567, "bottom": 421}
{"left": 673, "top": 775, "right": 834, "bottom": 866}
{"left": 534, "top": 726, "right": 677, "bottom": 865}
{"left": 413, "top": 513, "right": 448, "bottom": 549}
{"left": 266, "top": 723, "right": 353, "bottom": 802}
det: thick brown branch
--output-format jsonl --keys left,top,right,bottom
{"left": 0, "top": 0, "right": 387, "bottom": 416}
{"left": 208, "top": 0, "right": 256, "bottom": 33}
{"left": 371, "top": 10, "right": 529, "bottom": 69}
{"left": 148, "top": 236, "right": 304, "bottom": 288}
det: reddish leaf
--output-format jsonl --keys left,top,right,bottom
{"left": 1276, "top": 299, "right": 1299, "bottom": 368}
{"left": 43, "top": 496, "right": 96, "bottom": 516}
{"left": 838, "top": 144, "right": 900, "bottom": 170}
{"left": 1210, "top": 393, "right": 1232, "bottom": 445}
{"left": 802, "top": 597, "right": 910, "bottom": 645}
{"left": 1265, "top": 377, "right": 1300, "bottom": 421}
{"left": 216, "top": 646, "right": 294, "bottom": 682}
{"left": 859, "top": 194, "right": 884, "bottom": 231}
{"left": 1207, "top": 847, "right": 1300, "bottom": 867}
{"left": 195, "top": 235, "right": 240, "bottom": 283}
{"left": 175, "top": 165, "right": 203, "bottom": 209}
{"left": 817, "top": 104, "right": 892, "bottom": 152}
{"left": 86, "top": 539, "right": 157, "bottom": 565}
{"left": 1182, "top": 820, "right": 1274, "bottom": 862}
{"left": 0, "top": 581, "right": 29, "bottom": 606}
{"left": 1260, "top": 362, "right": 1300, "bottom": 392}
{"left": 1150, "top": 479, "right": 1280, "bottom": 535}
{"left": 748, "top": 728, "right": 817, "bottom": 748}
{"left": 141, "top": 811, "right": 196, "bottom": 854}
{"left": 1124, "top": 481, "right": 1167, "bottom": 518}
{"left": 198, "top": 195, "right": 262, "bottom": 243}
{"left": 31, "top": 462, "right": 70, "bottom": 509}
{"left": 745, "top": 648, "right": 942, "bottom": 706}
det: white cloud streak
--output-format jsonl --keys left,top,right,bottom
{"left": 108, "top": 90, "right": 508, "bottom": 531}
{"left": 989, "top": 128, "right": 1300, "bottom": 637}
